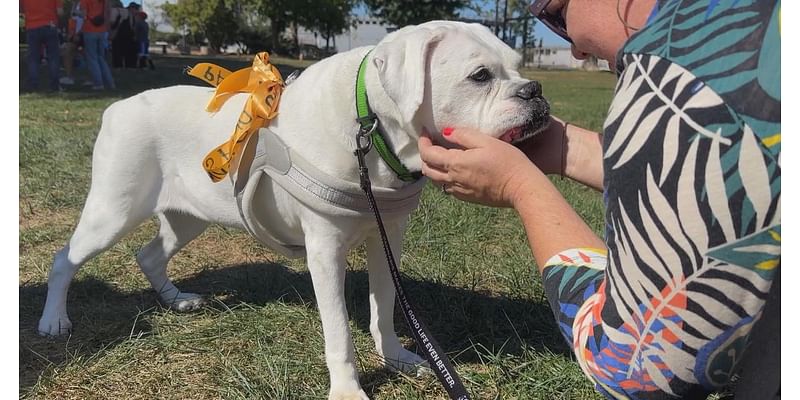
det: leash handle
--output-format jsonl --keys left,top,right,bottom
{"left": 355, "top": 147, "right": 471, "bottom": 400}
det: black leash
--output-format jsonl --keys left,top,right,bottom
{"left": 354, "top": 128, "right": 471, "bottom": 400}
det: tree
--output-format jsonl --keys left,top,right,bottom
{"left": 253, "top": 0, "right": 352, "bottom": 56}
{"left": 205, "top": 0, "right": 238, "bottom": 51}
{"left": 162, "top": 0, "right": 352, "bottom": 56}
{"left": 231, "top": 0, "right": 272, "bottom": 54}
{"left": 362, "top": 0, "right": 470, "bottom": 27}
{"left": 255, "top": 0, "right": 295, "bottom": 53}
{"left": 501, "top": 0, "right": 508, "bottom": 40}
{"left": 147, "top": 7, "right": 167, "bottom": 34}
{"left": 506, "top": 0, "right": 535, "bottom": 48}
{"left": 303, "top": 0, "right": 353, "bottom": 51}
{"left": 162, "top": 0, "right": 238, "bottom": 53}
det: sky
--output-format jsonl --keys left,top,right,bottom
{"left": 135, "top": 0, "right": 570, "bottom": 47}
{"left": 459, "top": 0, "right": 570, "bottom": 46}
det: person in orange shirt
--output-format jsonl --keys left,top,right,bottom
{"left": 78, "top": 0, "right": 115, "bottom": 90}
{"left": 20, "top": 0, "right": 64, "bottom": 92}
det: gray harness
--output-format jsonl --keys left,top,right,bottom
{"left": 232, "top": 127, "right": 427, "bottom": 258}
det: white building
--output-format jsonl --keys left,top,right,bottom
{"left": 296, "top": 17, "right": 395, "bottom": 53}
{"left": 336, "top": 17, "right": 396, "bottom": 52}
{"left": 527, "top": 46, "right": 579, "bottom": 69}
{"left": 526, "top": 46, "right": 610, "bottom": 70}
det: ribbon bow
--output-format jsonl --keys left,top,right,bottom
{"left": 187, "top": 52, "right": 284, "bottom": 182}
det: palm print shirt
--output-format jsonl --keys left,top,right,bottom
{"left": 541, "top": 1, "right": 780, "bottom": 399}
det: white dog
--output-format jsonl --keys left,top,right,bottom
{"left": 38, "top": 21, "right": 550, "bottom": 399}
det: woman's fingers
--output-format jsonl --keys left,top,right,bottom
{"left": 420, "top": 161, "right": 452, "bottom": 183}
{"left": 419, "top": 137, "right": 457, "bottom": 170}
{"left": 441, "top": 127, "right": 496, "bottom": 150}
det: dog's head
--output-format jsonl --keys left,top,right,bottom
{"left": 372, "top": 21, "right": 550, "bottom": 145}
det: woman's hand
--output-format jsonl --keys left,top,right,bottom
{"left": 419, "top": 126, "right": 604, "bottom": 269}
{"left": 418, "top": 127, "right": 546, "bottom": 208}
{"left": 517, "top": 116, "right": 567, "bottom": 176}
{"left": 519, "top": 116, "right": 605, "bottom": 191}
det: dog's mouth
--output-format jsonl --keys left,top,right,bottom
{"left": 499, "top": 98, "right": 551, "bottom": 145}
{"left": 499, "top": 119, "right": 549, "bottom": 144}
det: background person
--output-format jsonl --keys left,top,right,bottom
{"left": 20, "top": 0, "right": 63, "bottom": 92}
{"left": 78, "top": 0, "right": 115, "bottom": 90}
{"left": 59, "top": 3, "right": 84, "bottom": 86}
{"left": 418, "top": 0, "right": 780, "bottom": 398}
{"left": 134, "top": 11, "right": 153, "bottom": 70}
{"left": 110, "top": 2, "right": 139, "bottom": 68}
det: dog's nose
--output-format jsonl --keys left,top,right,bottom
{"left": 515, "top": 81, "right": 542, "bottom": 100}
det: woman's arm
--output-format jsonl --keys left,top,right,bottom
{"left": 517, "top": 117, "right": 605, "bottom": 191}
{"left": 418, "top": 129, "right": 604, "bottom": 272}
{"left": 510, "top": 167, "right": 605, "bottom": 272}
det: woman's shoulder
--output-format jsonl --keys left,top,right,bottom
{"left": 616, "top": 0, "right": 780, "bottom": 137}
{"left": 621, "top": 1, "right": 779, "bottom": 89}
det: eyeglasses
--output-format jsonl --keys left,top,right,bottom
{"left": 529, "top": 0, "right": 573, "bottom": 44}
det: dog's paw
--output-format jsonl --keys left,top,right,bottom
{"left": 163, "top": 292, "right": 207, "bottom": 312}
{"left": 328, "top": 389, "right": 369, "bottom": 400}
{"left": 385, "top": 348, "right": 431, "bottom": 377}
{"left": 37, "top": 315, "right": 72, "bottom": 337}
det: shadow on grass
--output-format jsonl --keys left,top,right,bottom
{"left": 20, "top": 261, "right": 571, "bottom": 393}
{"left": 19, "top": 276, "right": 159, "bottom": 390}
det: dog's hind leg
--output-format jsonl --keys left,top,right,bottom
{"left": 365, "top": 223, "right": 429, "bottom": 376}
{"left": 38, "top": 109, "right": 165, "bottom": 337}
{"left": 37, "top": 192, "right": 154, "bottom": 337}
{"left": 137, "top": 211, "right": 208, "bottom": 312}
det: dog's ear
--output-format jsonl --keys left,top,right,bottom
{"left": 372, "top": 27, "right": 444, "bottom": 124}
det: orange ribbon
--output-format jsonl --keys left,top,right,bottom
{"left": 187, "top": 52, "right": 284, "bottom": 182}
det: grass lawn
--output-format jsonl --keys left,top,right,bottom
{"left": 20, "top": 53, "right": 614, "bottom": 399}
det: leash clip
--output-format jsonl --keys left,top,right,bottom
{"left": 356, "top": 119, "right": 377, "bottom": 153}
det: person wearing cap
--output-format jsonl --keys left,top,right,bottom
{"left": 134, "top": 10, "right": 154, "bottom": 69}
{"left": 418, "top": 0, "right": 780, "bottom": 399}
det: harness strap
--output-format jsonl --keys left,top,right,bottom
{"left": 233, "top": 127, "right": 426, "bottom": 259}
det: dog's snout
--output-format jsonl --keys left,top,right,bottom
{"left": 515, "top": 81, "right": 542, "bottom": 101}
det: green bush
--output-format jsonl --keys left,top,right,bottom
{"left": 150, "top": 30, "right": 183, "bottom": 45}
{"left": 234, "top": 26, "right": 272, "bottom": 55}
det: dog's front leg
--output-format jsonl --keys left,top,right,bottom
{"left": 304, "top": 221, "right": 369, "bottom": 400}
{"left": 366, "top": 220, "right": 428, "bottom": 375}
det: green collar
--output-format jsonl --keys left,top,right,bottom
{"left": 355, "top": 52, "right": 422, "bottom": 182}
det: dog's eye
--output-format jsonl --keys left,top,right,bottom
{"left": 469, "top": 67, "right": 492, "bottom": 83}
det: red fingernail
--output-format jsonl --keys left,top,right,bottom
{"left": 442, "top": 127, "right": 453, "bottom": 136}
